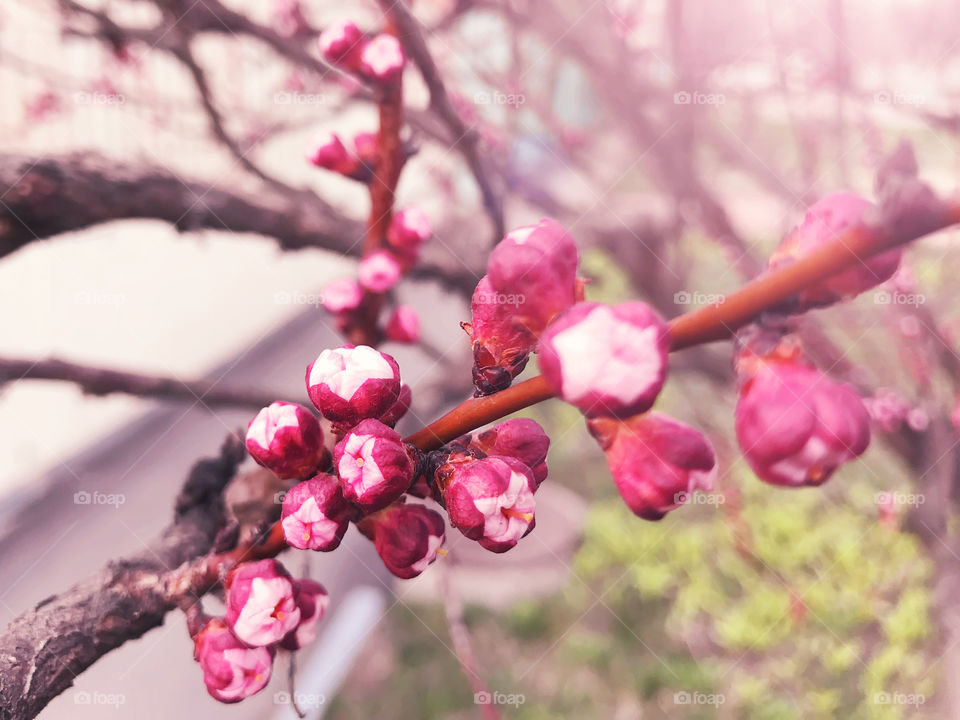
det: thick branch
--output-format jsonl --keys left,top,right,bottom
{"left": 0, "top": 153, "right": 359, "bottom": 257}
{"left": 0, "top": 153, "right": 479, "bottom": 293}
{"left": 0, "top": 436, "right": 245, "bottom": 720}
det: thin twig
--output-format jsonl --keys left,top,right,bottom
{"left": 0, "top": 357, "right": 286, "bottom": 409}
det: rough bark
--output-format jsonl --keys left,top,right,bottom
{"left": 0, "top": 435, "right": 245, "bottom": 720}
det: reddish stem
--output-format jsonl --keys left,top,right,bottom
{"left": 405, "top": 197, "right": 960, "bottom": 451}
{"left": 346, "top": 22, "right": 406, "bottom": 346}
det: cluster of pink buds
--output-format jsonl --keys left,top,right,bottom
{"left": 734, "top": 339, "right": 871, "bottom": 487}
{"left": 464, "top": 218, "right": 582, "bottom": 394}
{"left": 245, "top": 346, "right": 445, "bottom": 582}
{"left": 191, "top": 559, "right": 326, "bottom": 703}
{"left": 318, "top": 20, "right": 406, "bottom": 84}
{"left": 769, "top": 191, "right": 902, "bottom": 309}
{"left": 315, "top": 207, "right": 430, "bottom": 339}
{"left": 461, "top": 218, "right": 723, "bottom": 521}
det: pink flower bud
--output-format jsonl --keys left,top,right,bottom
{"left": 193, "top": 618, "right": 273, "bottom": 703}
{"left": 306, "top": 345, "right": 401, "bottom": 426}
{"left": 486, "top": 218, "right": 579, "bottom": 334}
{"left": 378, "top": 382, "right": 412, "bottom": 427}
{"left": 359, "top": 34, "right": 406, "bottom": 83}
{"left": 735, "top": 356, "right": 871, "bottom": 487}
{"left": 539, "top": 301, "right": 670, "bottom": 418}
{"left": 358, "top": 250, "right": 402, "bottom": 293}
{"left": 438, "top": 454, "right": 537, "bottom": 553}
{"left": 385, "top": 305, "right": 420, "bottom": 343}
{"left": 322, "top": 277, "right": 363, "bottom": 313}
{"left": 305, "top": 131, "right": 352, "bottom": 171}
{"left": 280, "top": 579, "right": 329, "bottom": 650}
{"left": 225, "top": 559, "right": 301, "bottom": 647}
{"left": 245, "top": 402, "right": 326, "bottom": 480}
{"left": 334, "top": 418, "right": 414, "bottom": 512}
{"left": 588, "top": 413, "right": 716, "bottom": 520}
{"left": 466, "top": 275, "right": 535, "bottom": 395}
{"left": 464, "top": 418, "right": 549, "bottom": 487}
{"left": 359, "top": 502, "right": 446, "bottom": 578}
{"left": 770, "top": 192, "right": 901, "bottom": 307}
{"left": 281, "top": 475, "right": 351, "bottom": 551}
{"left": 387, "top": 206, "right": 432, "bottom": 251}
{"left": 318, "top": 19, "right": 365, "bottom": 67}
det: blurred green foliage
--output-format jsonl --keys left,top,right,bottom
{"left": 576, "top": 464, "right": 936, "bottom": 719}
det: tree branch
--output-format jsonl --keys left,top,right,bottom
{"left": 0, "top": 357, "right": 286, "bottom": 409}
{"left": 377, "top": 0, "right": 505, "bottom": 239}
{"left": 0, "top": 153, "right": 480, "bottom": 294}
{"left": 0, "top": 435, "right": 246, "bottom": 720}
{"left": 405, "top": 193, "right": 960, "bottom": 450}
